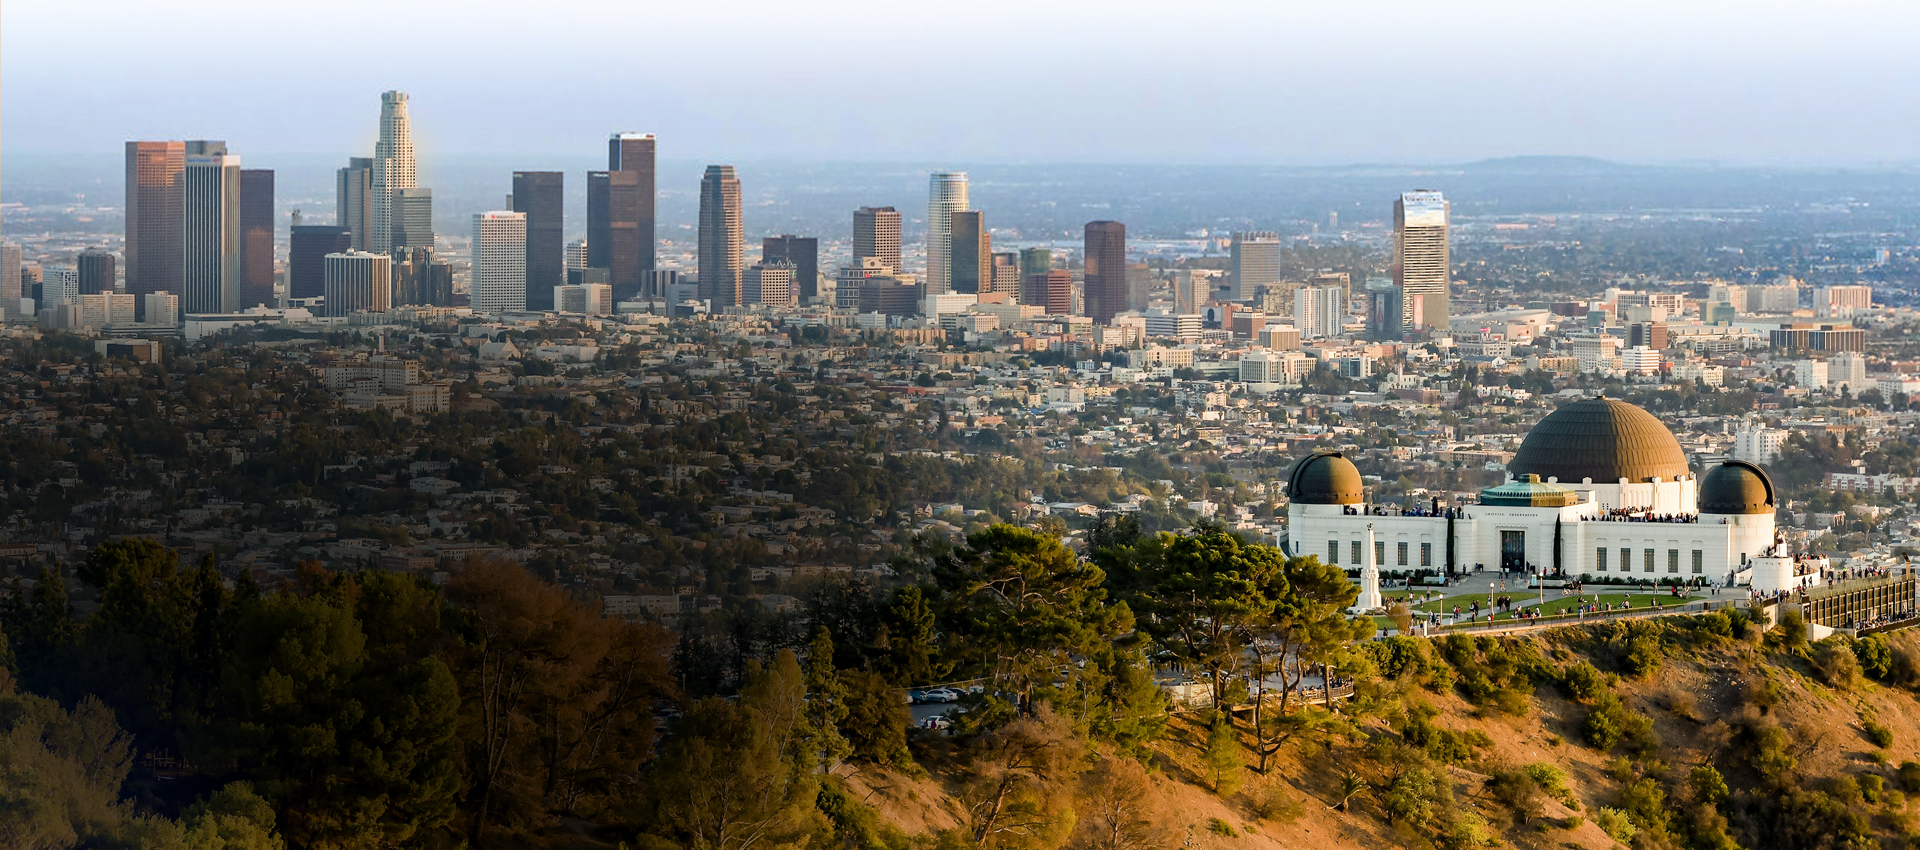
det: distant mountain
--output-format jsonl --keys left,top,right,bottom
{"left": 1461, "top": 155, "right": 1642, "bottom": 173}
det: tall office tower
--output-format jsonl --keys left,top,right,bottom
{"left": 125, "top": 141, "right": 186, "bottom": 307}
{"left": 639, "top": 269, "right": 680, "bottom": 300}
{"left": 322, "top": 251, "right": 392, "bottom": 316}
{"left": 0, "top": 243, "right": 18, "bottom": 307}
{"left": 745, "top": 261, "right": 797, "bottom": 308}
{"left": 853, "top": 206, "right": 902, "bottom": 272}
{"left": 370, "top": 91, "right": 417, "bottom": 254}
{"left": 762, "top": 235, "right": 819, "bottom": 301}
{"left": 144, "top": 292, "right": 180, "bottom": 326}
{"left": 586, "top": 170, "right": 640, "bottom": 294}
{"left": 21, "top": 265, "right": 42, "bottom": 304}
{"left": 608, "top": 133, "right": 656, "bottom": 274}
{"left": 564, "top": 239, "right": 589, "bottom": 272}
{"left": 290, "top": 226, "right": 352, "bottom": 300}
{"left": 947, "top": 211, "right": 989, "bottom": 294}
{"left": 239, "top": 169, "right": 274, "bottom": 308}
{"left": 697, "top": 165, "right": 744, "bottom": 306}
{"left": 1295, "top": 285, "right": 1345, "bottom": 338}
{"left": 1815, "top": 285, "right": 1873, "bottom": 317}
{"left": 1083, "top": 221, "right": 1127, "bottom": 324}
{"left": 77, "top": 249, "right": 117, "bottom": 294}
{"left": 1393, "top": 190, "right": 1450, "bottom": 330}
{"left": 1025, "top": 271, "right": 1073, "bottom": 315}
{"left": 389, "top": 188, "right": 432, "bottom": 249}
{"left": 511, "top": 171, "right": 564, "bottom": 310}
{"left": 336, "top": 157, "right": 373, "bottom": 250}
{"left": 43, "top": 268, "right": 79, "bottom": 306}
{"left": 925, "top": 172, "right": 969, "bottom": 294}
{"left": 392, "top": 246, "right": 453, "bottom": 307}
{"left": 1019, "top": 247, "right": 1051, "bottom": 281}
{"left": 470, "top": 211, "right": 528, "bottom": 313}
{"left": 1364, "top": 278, "right": 1403, "bottom": 340}
{"left": 989, "top": 253, "right": 1020, "bottom": 297}
{"left": 1229, "top": 231, "right": 1281, "bottom": 302}
{"left": 183, "top": 141, "right": 241, "bottom": 315}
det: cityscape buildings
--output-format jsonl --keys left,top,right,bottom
{"left": 762, "top": 235, "right": 818, "bottom": 302}
{"left": 182, "top": 141, "right": 241, "bottom": 315}
{"left": 925, "top": 172, "right": 969, "bottom": 295}
{"left": 1393, "top": 190, "right": 1450, "bottom": 330}
{"left": 470, "top": 211, "right": 528, "bottom": 313}
{"left": 335, "top": 157, "right": 372, "bottom": 251}
{"left": 511, "top": 171, "right": 564, "bottom": 310}
{"left": 1230, "top": 231, "right": 1281, "bottom": 302}
{"left": 853, "top": 206, "right": 902, "bottom": 273}
{"left": 125, "top": 141, "right": 185, "bottom": 313}
{"left": 290, "top": 226, "right": 352, "bottom": 301}
{"left": 240, "top": 168, "right": 274, "bottom": 308}
{"left": 697, "top": 165, "right": 743, "bottom": 307}
{"left": 369, "top": 91, "right": 417, "bottom": 254}
{"left": 947, "top": 211, "right": 989, "bottom": 295}
{"left": 323, "top": 251, "right": 391, "bottom": 316}
{"left": 1083, "top": 220, "right": 1126, "bottom": 325}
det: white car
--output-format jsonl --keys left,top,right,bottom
{"left": 922, "top": 688, "right": 960, "bottom": 703}
{"left": 922, "top": 715, "right": 953, "bottom": 730}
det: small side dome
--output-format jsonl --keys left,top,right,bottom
{"left": 1699, "top": 460, "right": 1775, "bottom": 515}
{"left": 1288, "top": 451, "right": 1364, "bottom": 505}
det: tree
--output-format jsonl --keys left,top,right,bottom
{"left": 952, "top": 705, "right": 1082, "bottom": 849}
{"left": 839, "top": 668, "right": 913, "bottom": 769}
{"left": 182, "top": 782, "right": 286, "bottom": 850}
{"left": 879, "top": 587, "right": 945, "bottom": 686}
{"left": 1115, "top": 529, "right": 1285, "bottom": 716}
{"left": 934, "top": 525, "right": 1133, "bottom": 712}
{"left": 1070, "top": 757, "right": 1171, "bottom": 850}
{"left": 647, "top": 652, "right": 826, "bottom": 850}
{"left": 805, "top": 627, "right": 853, "bottom": 772}
{"left": 1249, "top": 555, "right": 1363, "bottom": 772}
{"left": 0, "top": 692, "right": 166, "bottom": 850}
{"left": 1203, "top": 716, "right": 1243, "bottom": 796}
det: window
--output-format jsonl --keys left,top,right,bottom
{"left": 1397, "top": 542, "right": 1408, "bottom": 566}
{"left": 1621, "top": 548, "right": 1631, "bottom": 574}
{"left": 1329, "top": 541, "right": 1339, "bottom": 564}
{"left": 1376, "top": 541, "right": 1386, "bottom": 566}
{"left": 1421, "top": 542, "right": 1432, "bottom": 567}
{"left": 1597, "top": 547, "right": 1609, "bottom": 572}
{"left": 1352, "top": 541, "right": 1362, "bottom": 565}
{"left": 1668, "top": 549, "right": 1680, "bottom": 573}
{"left": 1643, "top": 549, "right": 1655, "bottom": 573}
{"left": 1692, "top": 550, "right": 1703, "bottom": 574}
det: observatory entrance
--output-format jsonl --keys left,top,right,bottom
{"left": 1500, "top": 530, "right": 1526, "bottom": 571}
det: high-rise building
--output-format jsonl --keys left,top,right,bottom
{"left": 335, "top": 157, "right": 373, "bottom": 251}
{"left": 1026, "top": 271, "right": 1072, "bottom": 315}
{"left": 853, "top": 206, "right": 902, "bottom": 274}
{"left": 126, "top": 141, "right": 186, "bottom": 309}
{"left": 1083, "top": 221, "right": 1127, "bottom": 324}
{"left": 554, "top": 282, "right": 613, "bottom": 316}
{"left": 762, "top": 235, "right": 819, "bottom": 301}
{"left": 564, "top": 239, "right": 589, "bottom": 272}
{"left": 43, "top": 268, "right": 79, "bottom": 307}
{"left": 989, "top": 253, "right": 1021, "bottom": 297}
{"left": 745, "top": 261, "right": 797, "bottom": 308}
{"left": 323, "top": 251, "right": 391, "bottom": 316}
{"left": 1815, "top": 285, "right": 1873, "bottom": 317}
{"left": 370, "top": 91, "right": 417, "bottom": 254}
{"left": 1295, "top": 285, "right": 1345, "bottom": 338}
{"left": 239, "top": 169, "right": 274, "bottom": 308}
{"left": 290, "top": 226, "right": 352, "bottom": 300}
{"left": 1019, "top": 247, "right": 1052, "bottom": 283}
{"left": 697, "top": 165, "right": 743, "bottom": 306}
{"left": 144, "top": 292, "right": 180, "bottom": 326}
{"left": 926, "top": 172, "right": 969, "bottom": 294}
{"left": 391, "top": 246, "right": 452, "bottom": 307}
{"left": 1364, "top": 278, "right": 1403, "bottom": 340}
{"left": 393, "top": 188, "right": 433, "bottom": 249}
{"left": 512, "top": 171, "right": 564, "bottom": 310}
{"left": 0, "top": 243, "right": 19, "bottom": 308}
{"left": 1393, "top": 190, "right": 1450, "bottom": 330}
{"left": 471, "top": 211, "right": 528, "bottom": 314}
{"left": 1230, "top": 231, "right": 1281, "bottom": 302}
{"left": 948, "top": 211, "right": 989, "bottom": 295}
{"left": 77, "top": 249, "right": 117, "bottom": 295}
{"left": 183, "top": 141, "right": 241, "bottom": 315}
{"left": 609, "top": 133, "right": 656, "bottom": 275}
{"left": 639, "top": 269, "right": 680, "bottom": 300}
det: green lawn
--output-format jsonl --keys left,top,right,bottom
{"left": 1375, "top": 587, "right": 1711, "bottom": 619}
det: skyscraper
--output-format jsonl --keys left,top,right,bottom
{"left": 1364, "top": 278, "right": 1403, "bottom": 340}
{"left": 745, "top": 262, "right": 797, "bottom": 308}
{"left": 471, "top": 211, "right": 528, "bottom": 313}
{"left": 1393, "top": 190, "right": 1450, "bottom": 330}
{"left": 990, "top": 253, "right": 1020, "bottom": 297}
{"left": 762, "top": 235, "right": 819, "bottom": 301}
{"left": 697, "top": 165, "right": 743, "bottom": 307}
{"left": 1229, "top": 231, "right": 1281, "bottom": 302}
{"left": 1019, "top": 247, "right": 1051, "bottom": 282}
{"left": 1295, "top": 284, "right": 1345, "bottom": 339}
{"left": 77, "top": 249, "right": 117, "bottom": 295}
{"left": 183, "top": 141, "right": 241, "bottom": 315}
{"left": 126, "top": 141, "right": 186, "bottom": 308}
{"left": 323, "top": 251, "right": 391, "bottom": 316}
{"left": 336, "top": 157, "right": 372, "bottom": 250}
{"left": 609, "top": 133, "right": 656, "bottom": 276}
{"left": 853, "top": 206, "right": 902, "bottom": 273}
{"left": 290, "top": 226, "right": 352, "bottom": 300}
{"left": 512, "top": 171, "right": 564, "bottom": 310}
{"left": 1083, "top": 221, "right": 1127, "bottom": 324}
{"left": 370, "top": 91, "right": 417, "bottom": 254}
{"left": 0, "top": 243, "right": 19, "bottom": 308}
{"left": 240, "top": 168, "right": 275, "bottom": 308}
{"left": 564, "top": 239, "right": 589, "bottom": 272}
{"left": 947, "top": 211, "right": 989, "bottom": 295}
{"left": 393, "top": 188, "right": 433, "bottom": 249}
{"left": 392, "top": 246, "right": 452, "bottom": 307}
{"left": 925, "top": 172, "right": 969, "bottom": 294}
{"left": 1025, "top": 271, "right": 1072, "bottom": 315}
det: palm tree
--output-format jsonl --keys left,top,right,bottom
{"left": 1335, "top": 772, "right": 1368, "bottom": 812}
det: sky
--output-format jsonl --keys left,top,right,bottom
{"left": 4, "top": 0, "right": 1919, "bottom": 165}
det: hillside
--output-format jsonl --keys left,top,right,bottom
{"left": 839, "top": 618, "right": 1920, "bottom": 850}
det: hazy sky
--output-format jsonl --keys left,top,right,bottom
{"left": 5, "top": 0, "right": 1917, "bottom": 164}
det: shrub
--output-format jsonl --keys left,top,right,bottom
{"left": 1896, "top": 761, "right": 1920, "bottom": 794}
{"left": 1775, "top": 610, "right": 1808, "bottom": 648}
{"left": 1582, "top": 692, "right": 1655, "bottom": 753}
{"left": 1856, "top": 634, "right": 1894, "bottom": 680}
{"left": 1207, "top": 818, "right": 1236, "bottom": 837}
{"left": 1864, "top": 720, "right": 1895, "bottom": 749}
{"left": 1526, "top": 763, "right": 1578, "bottom": 808}
{"left": 1861, "top": 773, "right": 1885, "bottom": 804}
{"left": 1813, "top": 638, "right": 1860, "bottom": 691}
{"left": 1485, "top": 766, "right": 1545, "bottom": 824}
{"left": 1623, "top": 635, "right": 1664, "bottom": 678}
{"left": 1204, "top": 718, "right": 1243, "bottom": 796}
{"left": 1689, "top": 765, "right": 1729, "bottom": 806}
{"left": 1561, "top": 661, "right": 1608, "bottom": 703}
{"left": 1443, "top": 811, "right": 1498, "bottom": 849}
{"left": 1247, "top": 785, "right": 1304, "bottom": 824}
{"left": 1618, "top": 777, "right": 1670, "bottom": 835}
{"left": 1593, "top": 808, "right": 1637, "bottom": 843}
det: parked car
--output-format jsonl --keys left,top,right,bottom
{"left": 922, "top": 715, "right": 953, "bottom": 730}
{"left": 908, "top": 690, "right": 930, "bottom": 704}
{"left": 922, "top": 688, "right": 960, "bottom": 703}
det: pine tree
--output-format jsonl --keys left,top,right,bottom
{"left": 1204, "top": 716, "right": 1244, "bottom": 796}
{"left": 805, "top": 627, "right": 853, "bottom": 772}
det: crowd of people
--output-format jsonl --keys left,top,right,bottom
{"left": 1585, "top": 509, "right": 1699, "bottom": 524}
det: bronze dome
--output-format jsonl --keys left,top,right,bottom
{"left": 1699, "top": 460, "right": 1775, "bottom": 515}
{"left": 1288, "top": 451, "right": 1364, "bottom": 505}
{"left": 1507, "top": 397, "right": 1690, "bottom": 484}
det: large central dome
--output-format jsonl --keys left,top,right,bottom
{"left": 1508, "top": 397, "right": 1690, "bottom": 484}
